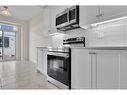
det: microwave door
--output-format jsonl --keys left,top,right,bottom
{"left": 69, "top": 6, "right": 79, "bottom": 24}
{"left": 56, "top": 10, "right": 69, "bottom": 29}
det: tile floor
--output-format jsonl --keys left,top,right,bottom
{"left": 0, "top": 61, "right": 58, "bottom": 89}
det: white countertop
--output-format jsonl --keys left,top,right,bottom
{"left": 70, "top": 46, "right": 127, "bottom": 50}
{"left": 36, "top": 46, "right": 127, "bottom": 50}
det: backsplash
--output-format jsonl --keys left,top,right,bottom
{"left": 51, "top": 28, "right": 87, "bottom": 47}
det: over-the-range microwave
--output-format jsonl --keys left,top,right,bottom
{"left": 56, "top": 5, "right": 79, "bottom": 31}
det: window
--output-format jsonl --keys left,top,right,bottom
{"left": 0, "top": 36, "right": 2, "bottom": 47}
{"left": 4, "top": 37, "right": 9, "bottom": 47}
{"left": 0, "top": 24, "right": 18, "bottom": 31}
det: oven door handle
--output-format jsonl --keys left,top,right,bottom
{"left": 47, "top": 52, "right": 69, "bottom": 58}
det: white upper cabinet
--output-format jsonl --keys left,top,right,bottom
{"left": 125, "top": 24, "right": 127, "bottom": 46}
{"left": 79, "top": 6, "right": 127, "bottom": 28}
{"left": 79, "top": 6, "right": 99, "bottom": 28}
{"left": 99, "top": 6, "right": 127, "bottom": 22}
{"left": 42, "top": 7, "right": 50, "bottom": 35}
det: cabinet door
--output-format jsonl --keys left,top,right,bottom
{"left": 37, "top": 48, "right": 43, "bottom": 72}
{"left": 99, "top": 6, "right": 127, "bottom": 22}
{"left": 71, "top": 49, "right": 92, "bottom": 89}
{"left": 95, "top": 50, "right": 122, "bottom": 89}
{"left": 42, "top": 7, "right": 50, "bottom": 36}
{"left": 37, "top": 48, "right": 47, "bottom": 76}
{"left": 79, "top": 6, "right": 98, "bottom": 28}
{"left": 119, "top": 50, "right": 127, "bottom": 89}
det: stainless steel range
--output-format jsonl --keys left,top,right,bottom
{"left": 47, "top": 47, "right": 71, "bottom": 89}
{"left": 47, "top": 37, "right": 85, "bottom": 89}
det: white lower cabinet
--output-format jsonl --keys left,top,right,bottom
{"left": 71, "top": 48, "right": 127, "bottom": 89}
{"left": 119, "top": 50, "right": 127, "bottom": 89}
{"left": 71, "top": 49, "right": 92, "bottom": 89}
{"left": 95, "top": 50, "right": 120, "bottom": 89}
{"left": 37, "top": 48, "right": 47, "bottom": 76}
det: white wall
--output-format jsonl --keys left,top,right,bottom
{"left": 29, "top": 12, "right": 52, "bottom": 63}
{"left": 0, "top": 15, "right": 29, "bottom": 60}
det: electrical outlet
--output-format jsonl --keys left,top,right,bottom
{"left": 98, "top": 32, "right": 104, "bottom": 39}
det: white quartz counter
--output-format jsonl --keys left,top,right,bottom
{"left": 70, "top": 46, "right": 127, "bottom": 50}
{"left": 36, "top": 46, "right": 127, "bottom": 50}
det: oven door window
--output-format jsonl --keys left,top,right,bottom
{"left": 47, "top": 55, "right": 69, "bottom": 85}
{"left": 48, "top": 55, "right": 68, "bottom": 73}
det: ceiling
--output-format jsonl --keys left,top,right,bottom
{"left": 0, "top": 6, "right": 44, "bottom": 21}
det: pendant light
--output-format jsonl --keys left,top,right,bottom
{"left": 1, "top": 6, "right": 11, "bottom": 16}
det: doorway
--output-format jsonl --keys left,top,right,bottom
{"left": 0, "top": 23, "right": 17, "bottom": 61}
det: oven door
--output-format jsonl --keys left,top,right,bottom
{"left": 47, "top": 54, "right": 69, "bottom": 86}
